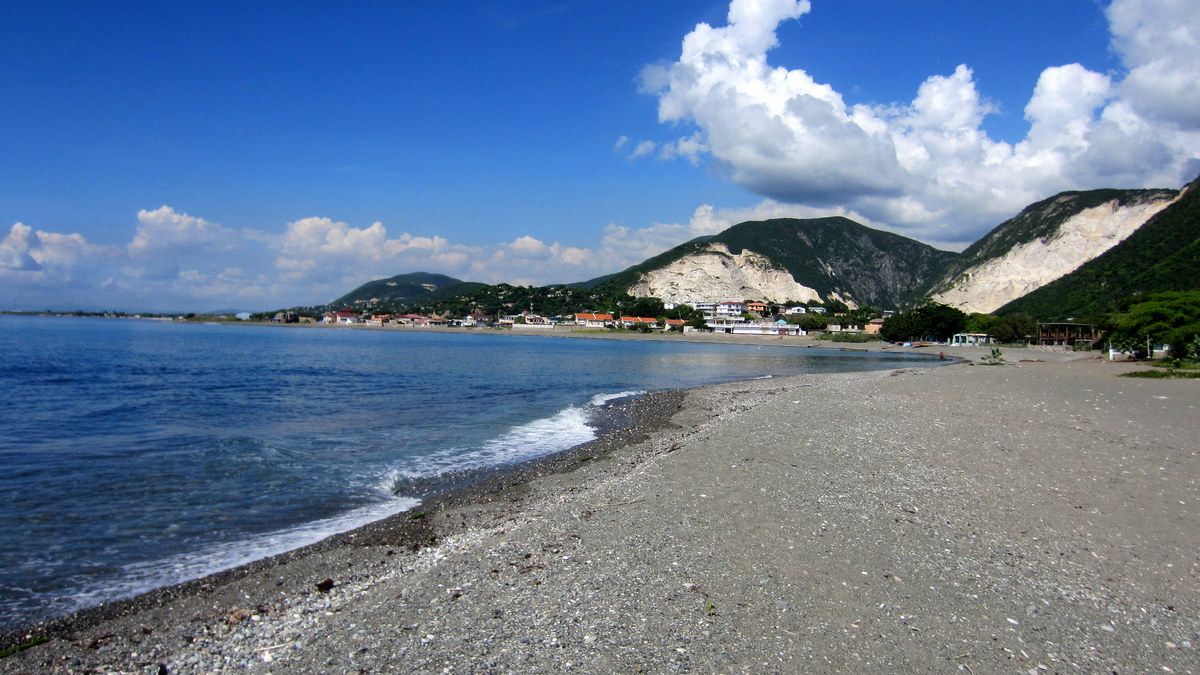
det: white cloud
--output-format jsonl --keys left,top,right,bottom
{"left": 1, "top": 222, "right": 111, "bottom": 278}
{"left": 129, "top": 205, "right": 233, "bottom": 254}
{"left": 629, "top": 140, "right": 657, "bottom": 159}
{"left": 0, "top": 224, "right": 41, "bottom": 272}
{"left": 642, "top": 0, "right": 1200, "bottom": 241}
{"left": 273, "top": 216, "right": 479, "bottom": 283}
{"left": 1107, "top": 0, "right": 1200, "bottom": 129}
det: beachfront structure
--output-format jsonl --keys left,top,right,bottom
{"left": 1037, "top": 323, "right": 1100, "bottom": 348}
{"left": 664, "top": 318, "right": 685, "bottom": 331}
{"left": 324, "top": 310, "right": 360, "bottom": 325}
{"left": 949, "top": 332, "right": 995, "bottom": 346}
{"left": 827, "top": 323, "right": 863, "bottom": 333}
{"left": 574, "top": 312, "right": 614, "bottom": 328}
{"left": 708, "top": 320, "right": 803, "bottom": 336}
{"left": 745, "top": 300, "right": 768, "bottom": 314}
{"left": 366, "top": 314, "right": 390, "bottom": 326}
{"left": 620, "top": 316, "right": 659, "bottom": 329}
{"left": 864, "top": 318, "right": 885, "bottom": 334}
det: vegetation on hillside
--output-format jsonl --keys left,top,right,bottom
{"left": 1106, "top": 291, "right": 1200, "bottom": 361}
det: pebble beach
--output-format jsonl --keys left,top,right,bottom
{"left": 3, "top": 344, "right": 1198, "bottom": 673}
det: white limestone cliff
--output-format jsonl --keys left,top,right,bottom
{"left": 627, "top": 243, "right": 822, "bottom": 305}
{"left": 932, "top": 196, "right": 1176, "bottom": 313}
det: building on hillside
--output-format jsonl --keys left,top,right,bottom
{"left": 808, "top": 306, "right": 827, "bottom": 314}
{"left": 785, "top": 306, "right": 807, "bottom": 315}
{"left": 745, "top": 300, "right": 768, "bottom": 314}
{"left": 715, "top": 301, "right": 747, "bottom": 321}
{"left": 574, "top": 312, "right": 614, "bottom": 328}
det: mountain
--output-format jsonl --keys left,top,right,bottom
{"left": 585, "top": 217, "right": 959, "bottom": 309}
{"left": 997, "top": 178, "right": 1200, "bottom": 321}
{"left": 929, "top": 188, "right": 1178, "bottom": 313}
{"left": 331, "top": 272, "right": 486, "bottom": 307}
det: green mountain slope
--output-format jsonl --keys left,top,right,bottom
{"left": 331, "top": 272, "right": 486, "bottom": 307}
{"left": 997, "top": 179, "right": 1199, "bottom": 321}
{"left": 586, "top": 217, "right": 959, "bottom": 308}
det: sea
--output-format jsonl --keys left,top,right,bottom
{"left": 0, "top": 315, "right": 938, "bottom": 630}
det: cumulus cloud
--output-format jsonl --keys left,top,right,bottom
{"left": 129, "top": 206, "right": 233, "bottom": 254}
{"left": 0, "top": 224, "right": 42, "bottom": 272}
{"left": 641, "top": 0, "right": 1200, "bottom": 241}
{"left": 0, "top": 222, "right": 111, "bottom": 277}
{"left": 272, "top": 216, "right": 478, "bottom": 285}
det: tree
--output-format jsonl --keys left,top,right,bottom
{"left": 1107, "top": 291, "right": 1200, "bottom": 359}
{"left": 624, "top": 297, "right": 665, "bottom": 318}
{"left": 824, "top": 299, "right": 850, "bottom": 314}
{"left": 880, "top": 302, "right": 967, "bottom": 341}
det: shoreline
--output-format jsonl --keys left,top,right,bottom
{"left": 0, "top": 319, "right": 948, "bottom": 642}
{"left": 6, "top": 349, "right": 1194, "bottom": 672}
{"left": 0, "top": 388, "right": 683, "bottom": 641}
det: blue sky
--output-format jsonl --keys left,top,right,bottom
{"left": 2, "top": 0, "right": 1197, "bottom": 311}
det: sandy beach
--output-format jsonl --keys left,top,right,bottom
{"left": 3, "top": 346, "right": 1198, "bottom": 673}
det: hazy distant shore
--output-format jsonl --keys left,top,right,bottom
{"left": 4, "top": 349, "right": 1197, "bottom": 673}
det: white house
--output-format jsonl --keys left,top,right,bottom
{"left": 950, "top": 333, "right": 994, "bottom": 346}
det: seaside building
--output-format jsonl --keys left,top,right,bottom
{"left": 745, "top": 300, "right": 768, "bottom": 314}
{"left": 864, "top": 318, "right": 885, "bottom": 334}
{"left": 323, "top": 310, "right": 360, "bottom": 325}
{"left": 949, "top": 332, "right": 995, "bottom": 346}
{"left": 1036, "top": 323, "right": 1100, "bottom": 348}
{"left": 707, "top": 319, "right": 803, "bottom": 336}
{"left": 574, "top": 312, "right": 614, "bottom": 328}
{"left": 619, "top": 316, "right": 659, "bottom": 329}
{"left": 716, "top": 301, "right": 747, "bottom": 319}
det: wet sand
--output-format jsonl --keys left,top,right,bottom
{"left": 4, "top": 350, "right": 1198, "bottom": 673}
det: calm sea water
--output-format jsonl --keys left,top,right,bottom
{"left": 0, "top": 315, "right": 937, "bottom": 629}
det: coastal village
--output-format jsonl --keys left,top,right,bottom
{"left": 279, "top": 300, "right": 1114, "bottom": 351}
{"left": 304, "top": 300, "right": 881, "bottom": 338}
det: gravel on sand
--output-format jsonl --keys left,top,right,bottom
{"left": 4, "top": 351, "right": 1198, "bottom": 673}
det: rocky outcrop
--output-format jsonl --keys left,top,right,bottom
{"left": 627, "top": 243, "right": 821, "bottom": 305}
{"left": 932, "top": 190, "right": 1177, "bottom": 314}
